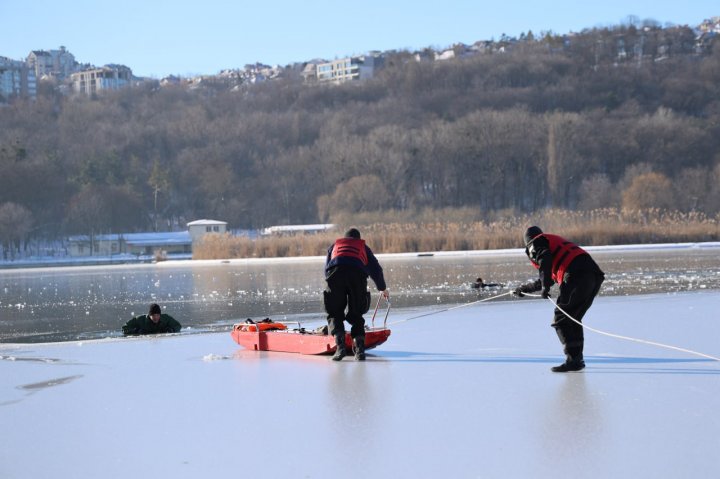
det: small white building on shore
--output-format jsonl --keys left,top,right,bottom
{"left": 187, "top": 219, "right": 228, "bottom": 242}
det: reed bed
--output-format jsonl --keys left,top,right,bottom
{"left": 192, "top": 208, "right": 720, "bottom": 259}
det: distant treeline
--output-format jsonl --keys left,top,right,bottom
{"left": 1, "top": 22, "right": 720, "bottom": 258}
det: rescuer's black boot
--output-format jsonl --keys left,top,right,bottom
{"left": 353, "top": 337, "right": 366, "bottom": 361}
{"left": 332, "top": 333, "right": 347, "bottom": 361}
{"left": 551, "top": 354, "right": 585, "bottom": 372}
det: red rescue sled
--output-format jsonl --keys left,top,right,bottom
{"left": 231, "top": 297, "right": 391, "bottom": 355}
{"left": 231, "top": 326, "right": 391, "bottom": 355}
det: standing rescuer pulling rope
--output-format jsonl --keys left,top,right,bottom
{"left": 514, "top": 226, "right": 605, "bottom": 372}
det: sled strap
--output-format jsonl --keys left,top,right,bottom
{"left": 382, "top": 298, "right": 391, "bottom": 329}
{"left": 370, "top": 294, "right": 382, "bottom": 328}
{"left": 371, "top": 295, "right": 390, "bottom": 329}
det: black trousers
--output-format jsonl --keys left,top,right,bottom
{"left": 552, "top": 267, "right": 604, "bottom": 358}
{"left": 324, "top": 266, "right": 368, "bottom": 340}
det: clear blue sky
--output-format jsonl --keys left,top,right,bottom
{"left": 1, "top": 0, "right": 716, "bottom": 78}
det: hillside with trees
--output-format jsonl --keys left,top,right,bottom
{"left": 1, "top": 20, "right": 720, "bottom": 257}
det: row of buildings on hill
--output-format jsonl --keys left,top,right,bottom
{"left": 0, "top": 45, "right": 387, "bottom": 103}
{"left": 1, "top": 46, "right": 134, "bottom": 101}
{"left": 3, "top": 17, "right": 719, "bottom": 103}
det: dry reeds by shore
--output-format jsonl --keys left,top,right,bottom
{"left": 192, "top": 208, "right": 720, "bottom": 259}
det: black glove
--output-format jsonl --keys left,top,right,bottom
{"left": 541, "top": 289, "right": 551, "bottom": 299}
{"left": 515, "top": 281, "right": 538, "bottom": 296}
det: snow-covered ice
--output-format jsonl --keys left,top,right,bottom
{"left": 1, "top": 290, "right": 719, "bottom": 479}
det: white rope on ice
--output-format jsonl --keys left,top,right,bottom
{"left": 524, "top": 292, "right": 720, "bottom": 362}
{"left": 386, "top": 291, "right": 514, "bottom": 326}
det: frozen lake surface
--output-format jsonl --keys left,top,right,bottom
{"left": 2, "top": 291, "right": 719, "bottom": 479}
{"left": 2, "top": 242, "right": 720, "bottom": 343}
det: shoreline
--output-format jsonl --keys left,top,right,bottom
{"left": 2, "top": 240, "right": 719, "bottom": 272}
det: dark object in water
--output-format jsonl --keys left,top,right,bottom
{"left": 471, "top": 277, "right": 505, "bottom": 289}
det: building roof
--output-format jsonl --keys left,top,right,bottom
{"left": 124, "top": 232, "right": 191, "bottom": 246}
{"left": 187, "top": 219, "right": 227, "bottom": 226}
{"left": 261, "top": 224, "right": 334, "bottom": 235}
{"left": 68, "top": 231, "right": 191, "bottom": 246}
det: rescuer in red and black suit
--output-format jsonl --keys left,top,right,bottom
{"left": 514, "top": 226, "right": 605, "bottom": 372}
{"left": 324, "top": 228, "right": 389, "bottom": 361}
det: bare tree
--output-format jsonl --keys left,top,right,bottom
{"left": 578, "top": 174, "right": 618, "bottom": 210}
{"left": 0, "top": 202, "right": 34, "bottom": 260}
{"left": 621, "top": 172, "right": 676, "bottom": 210}
{"left": 148, "top": 158, "right": 170, "bottom": 231}
{"left": 324, "top": 175, "right": 390, "bottom": 219}
{"left": 706, "top": 162, "right": 720, "bottom": 214}
{"left": 674, "top": 166, "right": 712, "bottom": 212}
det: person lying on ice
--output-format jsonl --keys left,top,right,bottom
{"left": 513, "top": 226, "right": 604, "bottom": 372}
{"left": 471, "top": 277, "right": 504, "bottom": 289}
{"left": 324, "top": 228, "right": 389, "bottom": 361}
{"left": 122, "top": 303, "right": 182, "bottom": 335}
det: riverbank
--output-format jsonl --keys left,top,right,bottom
{"left": 4, "top": 208, "right": 719, "bottom": 267}
{"left": 3, "top": 240, "right": 719, "bottom": 271}
{"left": 193, "top": 209, "right": 720, "bottom": 259}
{"left": 0, "top": 252, "right": 192, "bottom": 270}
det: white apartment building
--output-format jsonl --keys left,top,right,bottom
{"left": 316, "top": 55, "right": 382, "bottom": 84}
{"left": 70, "top": 64, "right": 133, "bottom": 95}
{"left": 317, "top": 58, "right": 359, "bottom": 83}
{"left": 0, "top": 56, "right": 36, "bottom": 101}
{"left": 26, "top": 46, "right": 76, "bottom": 80}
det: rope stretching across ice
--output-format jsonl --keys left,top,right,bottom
{"left": 525, "top": 292, "right": 720, "bottom": 362}
{"left": 388, "top": 290, "right": 720, "bottom": 362}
